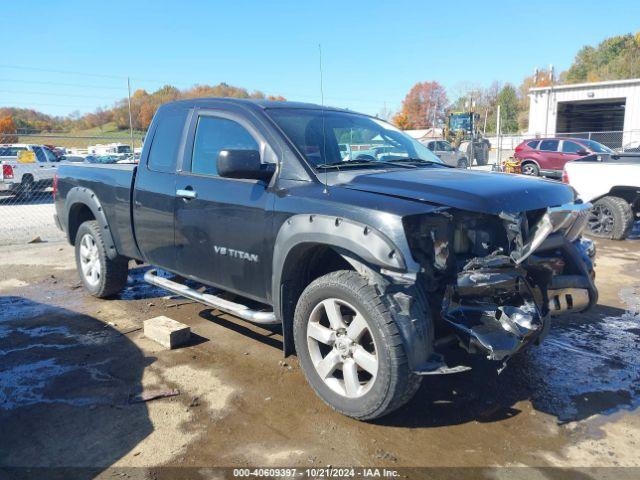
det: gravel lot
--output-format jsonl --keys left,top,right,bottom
{"left": 0, "top": 237, "right": 639, "bottom": 479}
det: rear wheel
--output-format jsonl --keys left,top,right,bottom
{"left": 475, "top": 143, "right": 489, "bottom": 166}
{"left": 75, "top": 220, "right": 129, "bottom": 297}
{"left": 521, "top": 161, "right": 539, "bottom": 176}
{"left": 18, "top": 176, "right": 35, "bottom": 201}
{"left": 293, "top": 270, "right": 423, "bottom": 420}
{"left": 457, "top": 157, "right": 469, "bottom": 169}
{"left": 587, "top": 196, "right": 634, "bottom": 240}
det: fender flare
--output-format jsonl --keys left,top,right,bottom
{"left": 272, "top": 214, "right": 425, "bottom": 360}
{"left": 65, "top": 186, "right": 119, "bottom": 260}
{"left": 272, "top": 214, "right": 407, "bottom": 315}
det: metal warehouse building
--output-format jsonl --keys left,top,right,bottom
{"left": 528, "top": 78, "right": 640, "bottom": 148}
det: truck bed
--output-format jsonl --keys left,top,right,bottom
{"left": 55, "top": 162, "right": 139, "bottom": 258}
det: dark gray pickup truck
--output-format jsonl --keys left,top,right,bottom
{"left": 54, "top": 99, "right": 597, "bottom": 419}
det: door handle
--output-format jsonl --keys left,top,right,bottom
{"left": 176, "top": 188, "right": 197, "bottom": 200}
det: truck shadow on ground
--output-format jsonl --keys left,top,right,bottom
{"left": 0, "top": 296, "right": 153, "bottom": 476}
{"left": 380, "top": 303, "right": 640, "bottom": 428}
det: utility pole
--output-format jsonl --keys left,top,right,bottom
{"left": 544, "top": 64, "right": 554, "bottom": 136}
{"left": 496, "top": 104, "right": 502, "bottom": 166}
{"left": 127, "top": 77, "right": 135, "bottom": 153}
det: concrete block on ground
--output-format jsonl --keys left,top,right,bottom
{"left": 143, "top": 315, "right": 191, "bottom": 349}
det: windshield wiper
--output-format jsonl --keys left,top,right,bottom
{"left": 387, "top": 158, "right": 451, "bottom": 167}
{"left": 316, "top": 159, "right": 410, "bottom": 169}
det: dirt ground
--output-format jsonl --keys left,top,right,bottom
{"left": 0, "top": 237, "right": 639, "bottom": 479}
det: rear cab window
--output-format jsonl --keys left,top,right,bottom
{"left": 147, "top": 109, "right": 189, "bottom": 173}
{"left": 539, "top": 140, "right": 559, "bottom": 152}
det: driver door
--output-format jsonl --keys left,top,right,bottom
{"left": 175, "top": 110, "right": 275, "bottom": 302}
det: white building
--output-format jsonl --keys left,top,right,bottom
{"left": 404, "top": 128, "right": 443, "bottom": 142}
{"left": 528, "top": 78, "right": 640, "bottom": 148}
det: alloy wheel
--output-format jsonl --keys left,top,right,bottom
{"left": 306, "top": 298, "right": 378, "bottom": 399}
{"left": 79, "top": 233, "right": 101, "bottom": 287}
{"left": 588, "top": 204, "right": 615, "bottom": 235}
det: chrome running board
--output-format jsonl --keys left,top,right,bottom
{"left": 144, "top": 269, "right": 278, "bottom": 325}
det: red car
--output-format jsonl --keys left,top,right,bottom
{"left": 514, "top": 137, "right": 613, "bottom": 178}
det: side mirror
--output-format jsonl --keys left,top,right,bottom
{"left": 217, "top": 149, "right": 274, "bottom": 181}
{"left": 576, "top": 149, "right": 589, "bottom": 156}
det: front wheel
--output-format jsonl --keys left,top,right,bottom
{"left": 293, "top": 270, "right": 423, "bottom": 420}
{"left": 75, "top": 220, "right": 129, "bottom": 297}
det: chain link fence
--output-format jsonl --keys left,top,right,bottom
{"left": 2, "top": 129, "right": 639, "bottom": 246}
{"left": 486, "top": 129, "right": 640, "bottom": 168}
{"left": 0, "top": 133, "right": 144, "bottom": 246}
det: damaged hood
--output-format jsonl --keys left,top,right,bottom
{"left": 338, "top": 168, "right": 575, "bottom": 214}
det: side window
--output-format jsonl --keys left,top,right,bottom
{"left": 526, "top": 140, "right": 540, "bottom": 149}
{"left": 539, "top": 140, "right": 559, "bottom": 152}
{"left": 191, "top": 116, "right": 259, "bottom": 177}
{"left": 426, "top": 142, "right": 435, "bottom": 151}
{"left": 44, "top": 148, "right": 58, "bottom": 162}
{"left": 33, "top": 147, "right": 47, "bottom": 162}
{"left": 562, "top": 141, "right": 582, "bottom": 153}
{"left": 148, "top": 109, "right": 188, "bottom": 173}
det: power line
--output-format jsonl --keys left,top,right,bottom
{"left": 0, "top": 89, "right": 120, "bottom": 100}
{"left": 0, "top": 64, "right": 125, "bottom": 80}
{"left": 1, "top": 102, "right": 111, "bottom": 109}
{"left": 0, "top": 78, "right": 126, "bottom": 91}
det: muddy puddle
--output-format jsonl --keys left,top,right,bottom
{"left": 501, "top": 286, "right": 640, "bottom": 423}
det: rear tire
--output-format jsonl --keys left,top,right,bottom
{"left": 587, "top": 196, "right": 634, "bottom": 240}
{"left": 75, "top": 220, "right": 129, "bottom": 298}
{"left": 18, "top": 176, "right": 35, "bottom": 201}
{"left": 521, "top": 161, "right": 539, "bottom": 176}
{"left": 293, "top": 270, "right": 424, "bottom": 420}
{"left": 457, "top": 157, "right": 469, "bottom": 169}
{"left": 475, "top": 143, "right": 489, "bottom": 166}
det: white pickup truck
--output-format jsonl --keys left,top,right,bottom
{"left": 564, "top": 153, "right": 640, "bottom": 240}
{"left": 0, "top": 144, "right": 59, "bottom": 199}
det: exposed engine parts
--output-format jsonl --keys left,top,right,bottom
{"left": 403, "top": 202, "right": 597, "bottom": 363}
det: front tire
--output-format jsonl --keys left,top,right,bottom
{"left": 587, "top": 196, "right": 634, "bottom": 240}
{"left": 75, "top": 220, "right": 129, "bottom": 298}
{"left": 457, "top": 157, "right": 469, "bottom": 169}
{"left": 293, "top": 270, "right": 423, "bottom": 420}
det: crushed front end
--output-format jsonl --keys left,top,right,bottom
{"left": 404, "top": 202, "right": 597, "bottom": 364}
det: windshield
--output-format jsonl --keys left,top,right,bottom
{"left": 582, "top": 139, "right": 613, "bottom": 153}
{"left": 267, "top": 108, "right": 442, "bottom": 169}
{"left": 449, "top": 114, "right": 472, "bottom": 132}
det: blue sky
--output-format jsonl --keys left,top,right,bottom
{"left": 1, "top": 0, "right": 639, "bottom": 118}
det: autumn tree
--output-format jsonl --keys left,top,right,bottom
{"left": 393, "top": 81, "right": 448, "bottom": 129}
{"left": 0, "top": 116, "right": 18, "bottom": 142}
